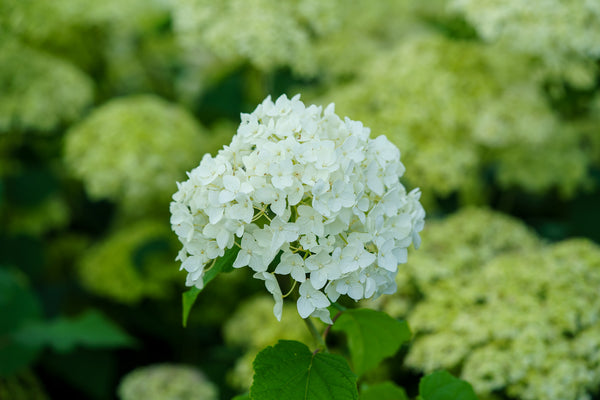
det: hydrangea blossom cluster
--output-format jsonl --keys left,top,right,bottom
{"left": 170, "top": 94, "right": 425, "bottom": 323}
{"left": 118, "top": 364, "right": 218, "bottom": 400}
{"left": 371, "top": 208, "right": 600, "bottom": 400}
{"left": 450, "top": 0, "right": 600, "bottom": 88}
{"left": 322, "top": 34, "right": 591, "bottom": 205}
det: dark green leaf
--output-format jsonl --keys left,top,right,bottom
{"left": 331, "top": 309, "right": 411, "bottom": 376}
{"left": 15, "top": 310, "right": 136, "bottom": 353}
{"left": 360, "top": 381, "right": 409, "bottom": 400}
{"left": 232, "top": 393, "right": 251, "bottom": 400}
{"left": 419, "top": 371, "right": 478, "bottom": 400}
{"left": 0, "top": 268, "right": 41, "bottom": 335}
{"left": 0, "top": 267, "right": 43, "bottom": 376}
{"left": 182, "top": 245, "right": 240, "bottom": 327}
{"left": 250, "top": 340, "right": 358, "bottom": 400}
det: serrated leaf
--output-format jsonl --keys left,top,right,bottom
{"left": 331, "top": 309, "right": 411, "bottom": 376}
{"left": 360, "top": 381, "right": 409, "bottom": 400}
{"left": 419, "top": 371, "right": 478, "bottom": 400}
{"left": 182, "top": 245, "right": 240, "bottom": 327}
{"left": 14, "top": 310, "right": 136, "bottom": 353}
{"left": 250, "top": 340, "right": 358, "bottom": 400}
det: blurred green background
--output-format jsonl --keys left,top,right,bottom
{"left": 1, "top": 1, "right": 599, "bottom": 399}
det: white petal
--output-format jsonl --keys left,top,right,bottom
{"left": 348, "top": 283, "right": 364, "bottom": 300}
{"left": 233, "top": 250, "right": 250, "bottom": 269}
{"left": 310, "top": 270, "right": 327, "bottom": 290}
{"left": 311, "top": 290, "right": 331, "bottom": 308}
{"left": 311, "top": 308, "right": 333, "bottom": 325}
{"left": 218, "top": 190, "right": 235, "bottom": 204}
{"left": 297, "top": 297, "right": 314, "bottom": 318}
{"left": 291, "top": 266, "right": 307, "bottom": 282}
{"left": 223, "top": 175, "right": 240, "bottom": 192}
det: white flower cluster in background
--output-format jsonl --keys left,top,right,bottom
{"left": 170, "top": 94, "right": 425, "bottom": 324}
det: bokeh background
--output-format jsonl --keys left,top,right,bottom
{"left": 1, "top": 1, "right": 600, "bottom": 399}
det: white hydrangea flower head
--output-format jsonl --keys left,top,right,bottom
{"left": 170, "top": 94, "right": 425, "bottom": 324}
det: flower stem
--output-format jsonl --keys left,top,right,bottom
{"left": 303, "top": 317, "right": 328, "bottom": 352}
{"left": 323, "top": 311, "right": 343, "bottom": 342}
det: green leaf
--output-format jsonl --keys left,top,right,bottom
{"left": 182, "top": 287, "right": 201, "bottom": 328}
{"left": 15, "top": 309, "right": 136, "bottom": 353}
{"left": 0, "top": 268, "right": 41, "bottom": 335}
{"left": 250, "top": 340, "right": 358, "bottom": 400}
{"left": 182, "top": 245, "right": 240, "bottom": 327}
{"left": 232, "top": 393, "right": 251, "bottom": 400}
{"left": 331, "top": 309, "right": 411, "bottom": 376}
{"left": 360, "top": 381, "right": 408, "bottom": 400}
{"left": 0, "top": 267, "right": 43, "bottom": 376}
{"left": 419, "top": 371, "right": 478, "bottom": 400}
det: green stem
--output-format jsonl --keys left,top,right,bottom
{"left": 303, "top": 317, "right": 328, "bottom": 352}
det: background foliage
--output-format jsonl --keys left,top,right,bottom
{"left": 1, "top": 0, "right": 599, "bottom": 399}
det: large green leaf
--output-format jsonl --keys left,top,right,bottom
{"left": 15, "top": 310, "right": 136, "bottom": 353}
{"left": 360, "top": 381, "right": 409, "bottom": 400}
{"left": 250, "top": 340, "right": 358, "bottom": 400}
{"left": 182, "top": 245, "right": 240, "bottom": 327}
{"left": 331, "top": 309, "right": 411, "bottom": 376}
{"left": 419, "top": 371, "right": 478, "bottom": 400}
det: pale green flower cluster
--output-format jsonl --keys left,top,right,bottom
{"left": 64, "top": 95, "right": 208, "bottom": 211}
{"left": 0, "top": 39, "right": 93, "bottom": 133}
{"left": 5, "top": 196, "right": 69, "bottom": 236}
{"left": 371, "top": 207, "right": 541, "bottom": 317}
{"left": 407, "top": 239, "right": 600, "bottom": 400}
{"left": 172, "top": 0, "right": 417, "bottom": 78}
{"left": 223, "top": 296, "right": 314, "bottom": 389}
{"left": 0, "top": 0, "right": 167, "bottom": 42}
{"left": 451, "top": 0, "right": 600, "bottom": 88}
{"left": 322, "top": 34, "right": 591, "bottom": 205}
{"left": 0, "top": 0, "right": 210, "bottom": 102}
{"left": 585, "top": 94, "right": 600, "bottom": 165}
{"left": 376, "top": 208, "right": 600, "bottom": 400}
{"left": 117, "top": 364, "right": 218, "bottom": 400}
{"left": 77, "top": 221, "right": 181, "bottom": 304}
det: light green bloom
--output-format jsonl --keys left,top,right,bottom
{"left": 403, "top": 237, "right": 600, "bottom": 400}
{"left": 370, "top": 207, "right": 541, "bottom": 317}
{"left": 5, "top": 195, "right": 69, "bottom": 236}
{"left": 64, "top": 95, "right": 208, "bottom": 211}
{"left": 0, "top": 0, "right": 207, "bottom": 101}
{"left": 0, "top": 39, "right": 93, "bottom": 133}
{"left": 77, "top": 220, "right": 181, "bottom": 304}
{"left": 451, "top": 0, "right": 600, "bottom": 88}
{"left": 118, "top": 364, "right": 218, "bottom": 400}
{"left": 321, "top": 34, "right": 591, "bottom": 205}
{"left": 172, "top": 0, "right": 419, "bottom": 78}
